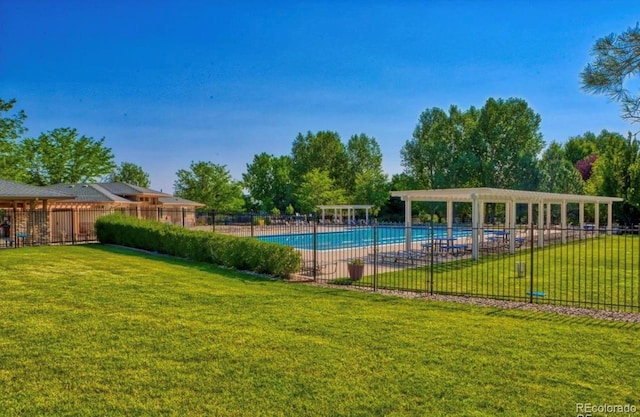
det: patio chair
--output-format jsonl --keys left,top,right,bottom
{"left": 300, "top": 260, "right": 337, "bottom": 275}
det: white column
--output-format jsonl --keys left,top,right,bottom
{"left": 527, "top": 202, "right": 533, "bottom": 231}
{"left": 579, "top": 202, "right": 584, "bottom": 230}
{"left": 561, "top": 201, "right": 567, "bottom": 244}
{"left": 365, "top": 208, "right": 369, "bottom": 224}
{"left": 546, "top": 203, "right": 552, "bottom": 241}
{"left": 594, "top": 203, "right": 600, "bottom": 236}
{"left": 471, "top": 195, "right": 479, "bottom": 260}
{"left": 504, "top": 202, "right": 510, "bottom": 231}
{"left": 405, "top": 198, "right": 412, "bottom": 251}
{"left": 478, "top": 201, "right": 485, "bottom": 241}
{"left": 446, "top": 200, "right": 453, "bottom": 238}
{"left": 509, "top": 200, "right": 516, "bottom": 254}
{"left": 607, "top": 202, "right": 613, "bottom": 235}
{"left": 538, "top": 201, "right": 544, "bottom": 248}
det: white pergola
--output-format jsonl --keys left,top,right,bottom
{"left": 317, "top": 204, "right": 374, "bottom": 224}
{"left": 390, "top": 188, "right": 623, "bottom": 259}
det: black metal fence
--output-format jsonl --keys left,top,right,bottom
{"left": 2, "top": 207, "right": 638, "bottom": 312}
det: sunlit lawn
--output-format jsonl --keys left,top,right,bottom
{"left": 0, "top": 245, "right": 638, "bottom": 416}
{"left": 361, "top": 235, "right": 640, "bottom": 310}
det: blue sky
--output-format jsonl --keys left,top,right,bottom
{"left": 1, "top": 1, "right": 638, "bottom": 193}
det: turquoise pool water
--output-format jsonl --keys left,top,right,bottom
{"left": 257, "top": 226, "right": 472, "bottom": 251}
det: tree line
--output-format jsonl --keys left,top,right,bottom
{"left": 1, "top": 23, "right": 639, "bottom": 222}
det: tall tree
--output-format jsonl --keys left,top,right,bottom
{"left": 538, "top": 142, "right": 584, "bottom": 194}
{"left": 291, "top": 131, "right": 349, "bottom": 190}
{"left": 585, "top": 131, "right": 640, "bottom": 223}
{"left": 174, "top": 161, "right": 244, "bottom": 212}
{"left": 106, "top": 162, "right": 151, "bottom": 188}
{"left": 401, "top": 98, "right": 543, "bottom": 190}
{"left": 581, "top": 24, "right": 640, "bottom": 123}
{"left": 564, "top": 132, "right": 600, "bottom": 165}
{"left": 242, "top": 153, "right": 294, "bottom": 212}
{"left": 472, "top": 98, "right": 543, "bottom": 190}
{"left": 0, "top": 98, "right": 27, "bottom": 181}
{"left": 346, "top": 133, "right": 389, "bottom": 209}
{"left": 21, "top": 127, "right": 115, "bottom": 185}
{"left": 294, "top": 169, "right": 347, "bottom": 214}
{"left": 400, "top": 106, "right": 466, "bottom": 189}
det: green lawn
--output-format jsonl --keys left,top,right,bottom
{"left": 0, "top": 245, "right": 638, "bottom": 416}
{"left": 361, "top": 235, "right": 640, "bottom": 310}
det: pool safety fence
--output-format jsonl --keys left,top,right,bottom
{"left": 3, "top": 207, "right": 639, "bottom": 312}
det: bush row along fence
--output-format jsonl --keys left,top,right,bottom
{"left": 2, "top": 207, "right": 639, "bottom": 313}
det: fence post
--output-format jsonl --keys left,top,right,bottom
{"left": 182, "top": 208, "right": 186, "bottom": 228}
{"left": 373, "top": 224, "right": 378, "bottom": 291}
{"left": 312, "top": 220, "right": 318, "bottom": 281}
{"left": 71, "top": 208, "right": 76, "bottom": 245}
{"left": 529, "top": 222, "right": 535, "bottom": 303}
{"left": 429, "top": 216, "right": 435, "bottom": 295}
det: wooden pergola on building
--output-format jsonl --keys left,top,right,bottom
{"left": 390, "top": 188, "right": 624, "bottom": 259}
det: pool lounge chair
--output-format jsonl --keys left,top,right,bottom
{"left": 300, "top": 260, "right": 337, "bottom": 275}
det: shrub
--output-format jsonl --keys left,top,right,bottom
{"left": 95, "top": 214, "right": 301, "bottom": 278}
{"left": 327, "top": 277, "right": 353, "bottom": 285}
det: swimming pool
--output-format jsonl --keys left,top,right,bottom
{"left": 257, "top": 226, "right": 472, "bottom": 251}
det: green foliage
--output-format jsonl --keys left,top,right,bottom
{"left": 20, "top": 127, "right": 116, "bottom": 185}
{"left": 106, "top": 161, "right": 151, "bottom": 187}
{"left": 585, "top": 131, "right": 640, "bottom": 223}
{"left": 581, "top": 23, "right": 640, "bottom": 123}
{"left": 473, "top": 98, "right": 543, "bottom": 190}
{"left": 564, "top": 132, "right": 600, "bottom": 165}
{"left": 347, "top": 134, "right": 389, "bottom": 212}
{"left": 285, "top": 204, "right": 295, "bottom": 215}
{"left": 538, "top": 142, "right": 584, "bottom": 194}
{"left": 243, "top": 153, "right": 294, "bottom": 212}
{"left": 291, "top": 130, "right": 350, "bottom": 191}
{"left": 294, "top": 168, "right": 347, "bottom": 213}
{"left": 0, "top": 98, "right": 27, "bottom": 181}
{"left": 174, "top": 161, "right": 245, "bottom": 212}
{"left": 327, "top": 277, "right": 353, "bottom": 285}
{"left": 401, "top": 98, "right": 543, "bottom": 190}
{"left": 95, "top": 214, "right": 301, "bottom": 277}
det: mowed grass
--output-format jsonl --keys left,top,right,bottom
{"left": 365, "top": 235, "right": 640, "bottom": 309}
{"left": 0, "top": 245, "right": 638, "bottom": 416}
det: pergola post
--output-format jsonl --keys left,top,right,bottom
{"left": 538, "top": 201, "right": 544, "bottom": 248}
{"left": 527, "top": 202, "right": 533, "bottom": 231}
{"left": 508, "top": 199, "right": 516, "bottom": 254}
{"left": 579, "top": 202, "right": 584, "bottom": 230}
{"left": 561, "top": 201, "right": 567, "bottom": 244}
{"left": 405, "top": 198, "right": 412, "bottom": 251}
{"left": 478, "top": 201, "right": 485, "bottom": 240}
{"left": 546, "top": 202, "right": 552, "bottom": 241}
{"left": 607, "top": 202, "right": 613, "bottom": 234}
{"left": 446, "top": 200, "right": 453, "bottom": 238}
{"left": 471, "top": 196, "right": 480, "bottom": 260}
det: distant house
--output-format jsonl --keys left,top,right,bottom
{"left": 0, "top": 178, "right": 76, "bottom": 244}
{"left": 43, "top": 182, "right": 204, "bottom": 240}
{"left": 0, "top": 179, "right": 203, "bottom": 245}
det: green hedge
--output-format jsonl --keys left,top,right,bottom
{"left": 95, "top": 214, "right": 301, "bottom": 278}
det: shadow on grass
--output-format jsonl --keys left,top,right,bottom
{"left": 78, "top": 243, "right": 274, "bottom": 284}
